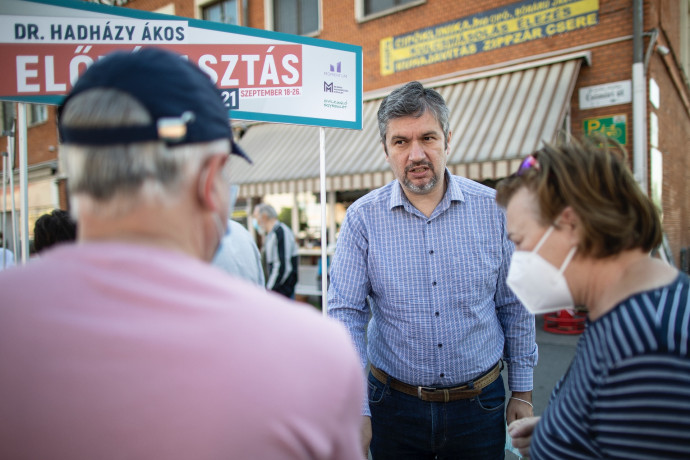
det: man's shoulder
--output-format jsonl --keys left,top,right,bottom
{"left": 347, "top": 181, "right": 395, "bottom": 214}
{"left": 450, "top": 174, "right": 497, "bottom": 200}
{"left": 278, "top": 221, "right": 296, "bottom": 236}
{"left": 227, "top": 220, "right": 253, "bottom": 243}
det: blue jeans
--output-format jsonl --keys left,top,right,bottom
{"left": 368, "top": 370, "right": 506, "bottom": 460}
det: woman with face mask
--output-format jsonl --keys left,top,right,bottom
{"left": 496, "top": 138, "right": 690, "bottom": 459}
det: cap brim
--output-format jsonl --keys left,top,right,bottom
{"left": 231, "top": 139, "right": 252, "bottom": 164}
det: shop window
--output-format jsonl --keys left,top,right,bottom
{"left": 357, "top": 0, "right": 424, "bottom": 22}
{"left": 1, "top": 102, "right": 15, "bottom": 134}
{"left": 267, "top": 0, "right": 320, "bottom": 36}
{"left": 202, "top": 0, "right": 239, "bottom": 25}
{"left": 0, "top": 103, "right": 46, "bottom": 130}
{"left": 27, "top": 104, "right": 47, "bottom": 127}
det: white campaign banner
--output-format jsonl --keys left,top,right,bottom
{"left": 0, "top": 0, "right": 362, "bottom": 129}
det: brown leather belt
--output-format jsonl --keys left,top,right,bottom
{"left": 370, "top": 362, "right": 501, "bottom": 403}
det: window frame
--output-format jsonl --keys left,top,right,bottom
{"left": 681, "top": 0, "right": 690, "bottom": 82}
{"left": 355, "top": 0, "right": 425, "bottom": 24}
{"left": 198, "top": 0, "right": 241, "bottom": 26}
{"left": 26, "top": 104, "right": 47, "bottom": 127}
{"left": 264, "top": 0, "right": 322, "bottom": 37}
{"left": 1, "top": 102, "right": 16, "bottom": 135}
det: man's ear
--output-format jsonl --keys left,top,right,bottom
{"left": 196, "top": 154, "right": 228, "bottom": 212}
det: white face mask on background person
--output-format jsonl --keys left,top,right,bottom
{"left": 507, "top": 225, "right": 577, "bottom": 315}
{"left": 252, "top": 218, "right": 264, "bottom": 236}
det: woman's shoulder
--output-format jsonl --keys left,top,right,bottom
{"left": 603, "top": 270, "right": 689, "bottom": 357}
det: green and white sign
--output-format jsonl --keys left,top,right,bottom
{"left": 583, "top": 114, "right": 626, "bottom": 145}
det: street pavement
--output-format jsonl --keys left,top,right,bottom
{"left": 504, "top": 314, "right": 580, "bottom": 458}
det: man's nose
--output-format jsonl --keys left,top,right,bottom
{"left": 409, "top": 141, "right": 426, "bottom": 161}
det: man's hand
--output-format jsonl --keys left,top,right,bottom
{"left": 506, "top": 391, "right": 533, "bottom": 425}
{"left": 361, "top": 416, "right": 372, "bottom": 459}
{"left": 507, "top": 415, "right": 540, "bottom": 458}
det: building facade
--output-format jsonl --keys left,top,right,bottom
{"left": 1, "top": 0, "right": 688, "bottom": 266}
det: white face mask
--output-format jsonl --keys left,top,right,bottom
{"left": 252, "top": 218, "right": 265, "bottom": 236}
{"left": 507, "top": 226, "right": 577, "bottom": 315}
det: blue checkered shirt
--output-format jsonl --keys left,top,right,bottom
{"left": 328, "top": 171, "right": 537, "bottom": 416}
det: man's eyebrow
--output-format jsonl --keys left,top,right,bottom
{"left": 390, "top": 130, "right": 440, "bottom": 140}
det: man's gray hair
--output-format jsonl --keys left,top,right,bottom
{"left": 376, "top": 81, "right": 450, "bottom": 153}
{"left": 60, "top": 88, "right": 229, "bottom": 218}
{"left": 254, "top": 203, "right": 278, "bottom": 219}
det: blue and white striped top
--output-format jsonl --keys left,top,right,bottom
{"left": 327, "top": 172, "right": 537, "bottom": 416}
{"left": 532, "top": 272, "right": 690, "bottom": 459}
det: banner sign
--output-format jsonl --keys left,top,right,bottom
{"left": 380, "top": 0, "right": 598, "bottom": 76}
{"left": 0, "top": 0, "right": 363, "bottom": 129}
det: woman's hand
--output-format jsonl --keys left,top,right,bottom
{"left": 507, "top": 415, "right": 540, "bottom": 458}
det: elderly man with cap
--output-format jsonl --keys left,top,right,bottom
{"left": 0, "top": 48, "right": 363, "bottom": 459}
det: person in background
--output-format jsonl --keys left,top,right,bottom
{"left": 213, "top": 219, "right": 265, "bottom": 287}
{"left": 0, "top": 231, "right": 14, "bottom": 270}
{"left": 253, "top": 203, "right": 299, "bottom": 298}
{"left": 0, "top": 48, "right": 363, "bottom": 460}
{"left": 501, "top": 138, "right": 690, "bottom": 459}
{"left": 33, "top": 209, "right": 77, "bottom": 254}
{"left": 328, "top": 81, "right": 537, "bottom": 459}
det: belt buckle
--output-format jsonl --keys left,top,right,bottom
{"left": 417, "top": 386, "right": 436, "bottom": 399}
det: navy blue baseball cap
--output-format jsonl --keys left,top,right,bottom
{"left": 58, "top": 47, "right": 250, "bottom": 163}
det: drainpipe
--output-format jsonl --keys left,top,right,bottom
{"left": 632, "top": 0, "right": 648, "bottom": 194}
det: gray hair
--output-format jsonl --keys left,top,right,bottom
{"left": 254, "top": 203, "right": 278, "bottom": 219}
{"left": 60, "top": 88, "right": 229, "bottom": 218}
{"left": 377, "top": 81, "right": 450, "bottom": 153}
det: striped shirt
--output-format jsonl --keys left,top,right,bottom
{"left": 328, "top": 172, "right": 537, "bottom": 416}
{"left": 531, "top": 272, "right": 690, "bottom": 460}
{"left": 264, "top": 221, "right": 298, "bottom": 296}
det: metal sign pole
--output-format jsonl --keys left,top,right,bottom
{"left": 8, "top": 117, "right": 18, "bottom": 259}
{"left": 319, "top": 127, "right": 328, "bottom": 315}
{"left": 17, "top": 103, "right": 29, "bottom": 263}
{"left": 2, "top": 150, "right": 7, "bottom": 268}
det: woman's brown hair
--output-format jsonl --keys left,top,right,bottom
{"left": 496, "top": 137, "right": 662, "bottom": 258}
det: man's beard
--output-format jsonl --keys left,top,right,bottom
{"left": 403, "top": 161, "right": 438, "bottom": 194}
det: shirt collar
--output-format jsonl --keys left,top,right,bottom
{"left": 389, "top": 169, "right": 465, "bottom": 212}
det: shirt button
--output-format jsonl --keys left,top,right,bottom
{"left": 432, "top": 281, "right": 437, "bottom": 286}
{"left": 435, "top": 312, "right": 440, "bottom": 317}
{"left": 440, "top": 373, "right": 445, "bottom": 378}
{"left": 429, "top": 250, "right": 434, "bottom": 254}
{"left": 438, "top": 343, "right": 442, "bottom": 348}
{"left": 427, "top": 221, "right": 431, "bottom": 224}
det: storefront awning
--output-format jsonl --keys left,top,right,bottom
{"left": 232, "top": 52, "right": 589, "bottom": 198}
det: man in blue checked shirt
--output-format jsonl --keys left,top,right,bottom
{"left": 327, "top": 81, "right": 537, "bottom": 459}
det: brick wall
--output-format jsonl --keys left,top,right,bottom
{"left": 314, "top": 0, "right": 635, "bottom": 92}
{"left": 649, "top": 54, "right": 690, "bottom": 263}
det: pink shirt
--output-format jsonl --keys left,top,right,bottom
{"left": 0, "top": 242, "right": 363, "bottom": 460}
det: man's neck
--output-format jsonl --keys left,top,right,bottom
{"left": 403, "top": 176, "right": 447, "bottom": 218}
{"left": 77, "top": 198, "right": 209, "bottom": 261}
{"left": 265, "top": 218, "right": 278, "bottom": 233}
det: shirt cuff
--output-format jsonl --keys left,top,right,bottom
{"left": 507, "top": 363, "right": 534, "bottom": 392}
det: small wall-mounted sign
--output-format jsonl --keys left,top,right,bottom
{"left": 583, "top": 114, "right": 627, "bottom": 145}
{"left": 579, "top": 80, "right": 631, "bottom": 109}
